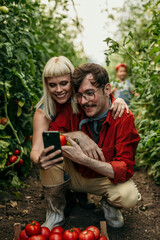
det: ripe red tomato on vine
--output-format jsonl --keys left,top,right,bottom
{"left": 9, "top": 155, "right": 17, "bottom": 164}
{"left": 16, "top": 158, "right": 23, "bottom": 167}
{"left": 14, "top": 149, "right": 20, "bottom": 156}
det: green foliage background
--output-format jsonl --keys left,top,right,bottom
{"left": 0, "top": 0, "right": 86, "bottom": 188}
{"left": 105, "top": 0, "right": 160, "bottom": 184}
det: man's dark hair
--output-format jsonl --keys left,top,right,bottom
{"left": 72, "top": 63, "right": 109, "bottom": 93}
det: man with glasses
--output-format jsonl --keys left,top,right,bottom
{"left": 48, "top": 63, "right": 141, "bottom": 228}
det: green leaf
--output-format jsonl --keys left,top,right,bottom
{"left": 18, "top": 100, "right": 25, "bottom": 107}
{"left": 0, "top": 125, "right": 6, "bottom": 130}
{"left": 11, "top": 175, "right": 22, "bottom": 188}
{"left": 4, "top": 42, "right": 13, "bottom": 58}
{"left": 0, "top": 140, "right": 10, "bottom": 148}
{"left": 17, "top": 106, "right": 22, "bottom": 117}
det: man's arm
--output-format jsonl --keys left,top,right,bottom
{"left": 64, "top": 131, "right": 105, "bottom": 161}
{"left": 62, "top": 137, "right": 114, "bottom": 179}
{"left": 108, "top": 114, "right": 140, "bottom": 183}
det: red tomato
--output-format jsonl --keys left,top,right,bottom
{"left": 49, "top": 233, "right": 63, "bottom": 240}
{"left": 25, "top": 221, "right": 41, "bottom": 236}
{"left": 9, "top": 155, "right": 17, "bottom": 164}
{"left": 16, "top": 158, "right": 23, "bottom": 167}
{"left": 29, "top": 135, "right": 33, "bottom": 141}
{"left": 19, "top": 229, "right": 29, "bottom": 240}
{"left": 14, "top": 149, "right": 20, "bottom": 156}
{"left": 63, "top": 229, "right": 79, "bottom": 240}
{"left": 79, "top": 230, "right": 95, "bottom": 240}
{"left": 1, "top": 117, "right": 7, "bottom": 125}
{"left": 28, "top": 235, "right": 46, "bottom": 240}
{"left": 72, "top": 228, "right": 81, "bottom": 235}
{"left": 99, "top": 236, "right": 108, "bottom": 240}
{"left": 51, "top": 226, "right": 64, "bottom": 235}
{"left": 60, "top": 135, "right": 67, "bottom": 146}
{"left": 86, "top": 226, "right": 100, "bottom": 240}
{"left": 41, "top": 227, "right": 50, "bottom": 239}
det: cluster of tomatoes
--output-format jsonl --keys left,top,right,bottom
{"left": 0, "top": 117, "right": 7, "bottom": 125}
{"left": 18, "top": 222, "right": 108, "bottom": 240}
{"left": 7, "top": 149, "right": 23, "bottom": 167}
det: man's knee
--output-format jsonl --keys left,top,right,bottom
{"left": 108, "top": 180, "right": 140, "bottom": 208}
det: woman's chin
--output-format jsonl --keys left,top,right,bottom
{"left": 55, "top": 96, "right": 69, "bottom": 104}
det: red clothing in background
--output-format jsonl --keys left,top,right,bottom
{"left": 49, "top": 95, "right": 140, "bottom": 184}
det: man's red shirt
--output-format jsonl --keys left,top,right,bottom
{"left": 49, "top": 95, "right": 140, "bottom": 184}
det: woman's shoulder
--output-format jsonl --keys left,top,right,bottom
{"left": 33, "top": 108, "right": 51, "bottom": 124}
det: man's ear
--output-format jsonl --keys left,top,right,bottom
{"left": 104, "top": 83, "right": 111, "bottom": 96}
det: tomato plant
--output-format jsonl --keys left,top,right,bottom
{"left": 49, "top": 233, "right": 63, "bottom": 240}
{"left": 63, "top": 229, "right": 79, "bottom": 240}
{"left": 51, "top": 226, "right": 64, "bottom": 235}
{"left": 79, "top": 230, "right": 95, "bottom": 240}
{"left": 104, "top": 0, "right": 160, "bottom": 184}
{"left": 19, "top": 229, "right": 29, "bottom": 240}
{"left": 40, "top": 227, "right": 50, "bottom": 240}
{"left": 0, "top": 0, "right": 87, "bottom": 190}
{"left": 25, "top": 221, "right": 41, "bottom": 236}
{"left": 86, "top": 226, "right": 100, "bottom": 240}
{"left": 60, "top": 135, "right": 67, "bottom": 146}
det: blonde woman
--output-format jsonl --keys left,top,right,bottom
{"left": 30, "top": 56, "right": 129, "bottom": 229}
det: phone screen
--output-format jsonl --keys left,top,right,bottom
{"left": 42, "top": 131, "right": 63, "bottom": 162}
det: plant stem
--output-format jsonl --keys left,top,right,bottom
{"left": 4, "top": 92, "right": 21, "bottom": 145}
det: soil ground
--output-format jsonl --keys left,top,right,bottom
{"left": 0, "top": 167, "right": 160, "bottom": 240}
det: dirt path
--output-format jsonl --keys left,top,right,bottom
{"left": 0, "top": 167, "right": 159, "bottom": 240}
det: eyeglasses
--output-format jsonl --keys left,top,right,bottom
{"left": 75, "top": 88, "right": 99, "bottom": 102}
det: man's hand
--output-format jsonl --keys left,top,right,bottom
{"left": 110, "top": 98, "right": 129, "bottom": 119}
{"left": 62, "top": 137, "right": 85, "bottom": 164}
{"left": 62, "top": 137, "right": 114, "bottom": 179}
{"left": 63, "top": 132, "right": 105, "bottom": 161}
{"left": 37, "top": 146, "right": 63, "bottom": 170}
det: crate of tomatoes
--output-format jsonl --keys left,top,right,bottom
{"left": 13, "top": 221, "right": 109, "bottom": 240}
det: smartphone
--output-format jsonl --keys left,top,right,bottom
{"left": 42, "top": 131, "right": 63, "bottom": 163}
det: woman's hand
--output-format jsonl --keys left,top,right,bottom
{"left": 110, "top": 98, "right": 129, "bottom": 119}
{"left": 37, "top": 146, "right": 63, "bottom": 170}
{"left": 64, "top": 132, "right": 105, "bottom": 162}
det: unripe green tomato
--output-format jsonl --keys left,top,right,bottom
{"left": 0, "top": 6, "right": 9, "bottom": 13}
{"left": 66, "top": 141, "right": 71, "bottom": 146}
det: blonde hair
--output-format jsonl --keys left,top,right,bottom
{"left": 36, "top": 56, "right": 78, "bottom": 119}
